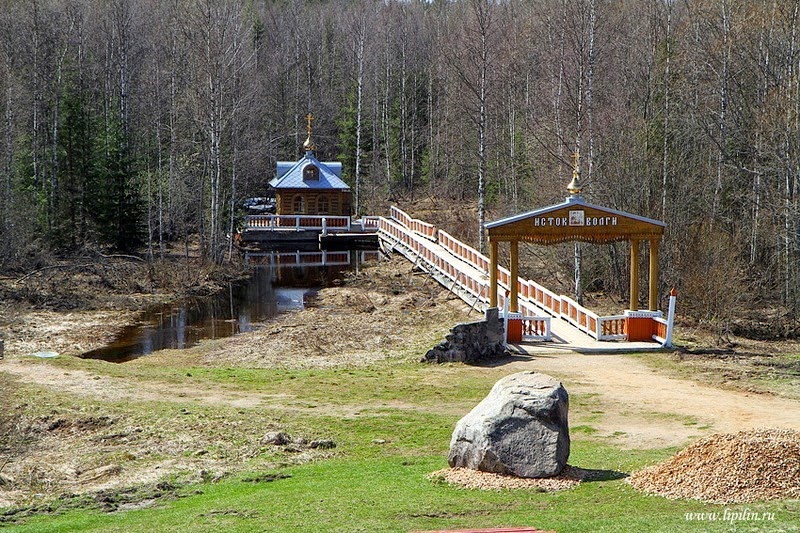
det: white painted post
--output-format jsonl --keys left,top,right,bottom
{"left": 664, "top": 288, "right": 677, "bottom": 348}
{"left": 322, "top": 217, "right": 328, "bottom": 236}
{"left": 502, "top": 290, "right": 510, "bottom": 348}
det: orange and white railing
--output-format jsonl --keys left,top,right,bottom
{"left": 379, "top": 211, "right": 550, "bottom": 341}
{"left": 244, "top": 214, "right": 381, "bottom": 233}
{"left": 245, "top": 214, "right": 352, "bottom": 231}
{"left": 245, "top": 249, "right": 380, "bottom": 267}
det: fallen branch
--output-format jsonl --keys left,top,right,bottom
{"left": 13, "top": 263, "right": 97, "bottom": 284}
{"left": 96, "top": 252, "right": 145, "bottom": 262}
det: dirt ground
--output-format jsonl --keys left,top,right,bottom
{"left": 0, "top": 255, "right": 475, "bottom": 509}
{"left": 505, "top": 351, "right": 800, "bottom": 449}
{"left": 2, "top": 252, "right": 800, "bottom": 511}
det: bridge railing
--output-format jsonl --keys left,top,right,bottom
{"left": 245, "top": 214, "right": 351, "bottom": 231}
{"left": 652, "top": 316, "right": 669, "bottom": 344}
{"left": 599, "top": 315, "right": 626, "bottom": 340}
{"left": 379, "top": 217, "right": 489, "bottom": 304}
{"left": 359, "top": 216, "right": 381, "bottom": 230}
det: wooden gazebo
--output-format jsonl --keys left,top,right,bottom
{"left": 484, "top": 162, "right": 666, "bottom": 327}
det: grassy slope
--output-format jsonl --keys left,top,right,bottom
{"left": 3, "top": 357, "right": 799, "bottom": 532}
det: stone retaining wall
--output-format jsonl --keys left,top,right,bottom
{"left": 422, "top": 307, "right": 506, "bottom": 364}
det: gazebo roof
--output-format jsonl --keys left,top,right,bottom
{"left": 484, "top": 196, "right": 665, "bottom": 244}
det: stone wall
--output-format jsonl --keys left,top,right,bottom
{"left": 422, "top": 308, "right": 506, "bottom": 364}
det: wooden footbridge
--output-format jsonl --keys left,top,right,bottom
{"left": 242, "top": 205, "right": 674, "bottom": 350}
{"left": 376, "top": 206, "right": 673, "bottom": 350}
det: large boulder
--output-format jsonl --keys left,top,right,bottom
{"left": 448, "top": 371, "right": 569, "bottom": 478}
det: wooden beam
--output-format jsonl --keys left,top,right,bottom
{"left": 649, "top": 238, "right": 660, "bottom": 311}
{"left": 510, "top": 240, "right": 519, "bottom": 313}
{"left": 630, "top": 239, "right": 640, "bottom": 311}
{"left": 489, "top": 238, "right": 499, "bottom": 308}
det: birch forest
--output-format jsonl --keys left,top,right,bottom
{"left": 2, "top": 0, "right": 800, "bottom": 331}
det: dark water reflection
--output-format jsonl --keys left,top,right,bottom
{"left": 81, "top": 250, "right": 379, "bottom": 363}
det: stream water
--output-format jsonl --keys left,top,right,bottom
{"left": 80, "top": 249, "right": 379, "bottom": 363}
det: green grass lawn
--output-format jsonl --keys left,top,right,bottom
{"left": 3, "top": 356, "right": 799, "bottom": 532}
{"left": 9, "top": 449, "right": 797, "bottom": 532}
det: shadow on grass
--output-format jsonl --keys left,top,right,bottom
{"left": 469, "top": 353, "right": 536, "bottom": 367}
{"left": 564, "top": 465, "right": 628, "bottom": 482}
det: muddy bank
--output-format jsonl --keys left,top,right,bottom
{"left": 0, "top": 252, "right": 247, "bottom": 359}
{"left": 200, "top": 256, "right": 474, "bottom": 369}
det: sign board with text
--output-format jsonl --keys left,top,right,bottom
{"left": 485, "top": 197, "right": 665, "bottom": 245}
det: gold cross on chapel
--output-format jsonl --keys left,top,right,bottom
{"left": 305, "top": 113, "right": 315, "bottom": 137}
{"left": 303, "top": 113, "right": 316, "bottom": 152}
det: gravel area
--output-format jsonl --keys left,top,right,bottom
{"left": 428, "top": 466, "right": 588, "bottom": 492}
{"left": 627, "top": 428, "right": 800, "bottom": 503}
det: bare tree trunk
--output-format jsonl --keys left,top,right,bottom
{"left": 400, "top": 37, "right": 408, "bottom": 192}
{"left": 712, "top": 0, "right": 730, "bottom": 223}
{"left": 31, "top": 0, "right": 41, "bottom": 201}
{"left": 354, "top": 15, "right": 365, "bottom": 215}
{"left": 469, "top": 0, "right": 492, "bottom": 254}
{"left": 785, "top": 1, "right": 800, "bottom": 312}
{"left": 382, "top": 49, "right": 392, "bottom": 197}
{"left": 2, "top": 50, "right": 12, "bottom": 234}
{"left": 751, "top": 0, "right": 777, "bottom": 265}
{"left": 660, "top": 1, "right": 673, "bottom": 219}
{"left": 155, "top": 62, "right": 164, "bottom": 260}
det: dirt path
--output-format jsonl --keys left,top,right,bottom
{"left": 6, "top": 349, "right": 800, "bottom": 453}
{"left": 506, "top": 351, "right": 800, "bottom": 449}
{"left": 0, "top": 358, "right": 430, "bottom": 419}
{"left": 0, "top": 359, "right": 266, "bottom": 408}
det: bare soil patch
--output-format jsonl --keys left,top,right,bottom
{"left": 506, "top": 351, "right": 800, "bottom": 449}
{"left": 200, "top": 256, "right": 474, "bottom": 369}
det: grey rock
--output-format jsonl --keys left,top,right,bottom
{"left": 261, "top": 431, "right": 291, "bottom": 446}
{"left": 448, "top": 371, "right": 569, "bottom": 478}
{"left": 309, "top": 439, "right": 336, "bottom": 450}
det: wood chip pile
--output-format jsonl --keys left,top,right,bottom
{"left": 429, "top": 466, "right": 585, "bottom": 492}
{"left": 627, "top": 428, "right": 800, "bottom": 503}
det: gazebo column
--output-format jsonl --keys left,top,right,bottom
{"left": 509, "top": 240, "right": 519, "bottom": 313}
{"left": 489, "top": 238, "right": 499, "bottom": 308}
{"left": 649, "top": 238, "right": 660, "bottom": 311}
{"left": 629, "top": 239, "right": 640, "bottom": 311}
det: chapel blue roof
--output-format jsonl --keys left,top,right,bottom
{"left": 269, "top": 151, "right": 349, "bottom": 190}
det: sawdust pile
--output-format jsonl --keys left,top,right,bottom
{"left": 429, "top": 465, "right": 593, "bottom": 492}
{"left": 627, "top": 428, "right": 800, "bottom": 503}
